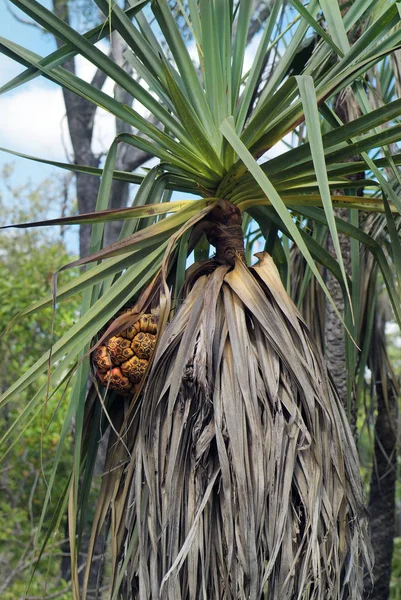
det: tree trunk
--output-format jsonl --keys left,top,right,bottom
{"left": 364, "top": 304, "right": 399, "bottom": 600}
{"left": 366, "top": 380, "right": 398, "bottom": 599}
{"left": 324, "top": 207, "right": 351, "bottom": 413}
{"left": 103, "top": 29, "right": 149, "bottom": 247}
{"left": 52, "top": 0, "right": 105, "bottom": 258}
{"left": 324, "top": 83, "right": 364, "bottom": 435}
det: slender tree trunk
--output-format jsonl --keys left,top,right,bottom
{"left": 52, "top": 0, "right": 105, "bottom": 258}
{"left": 52, "top": 1, "right": 150, "bottom": 254}
{"left": 366, "top": 380, "right": 398, "bottom": 599}
{"left": 323, "top": 75, "right": 366, "bottom": 432}
{"left": 364, "top": 305, "right": 399, "bottom": 600}
{"left": 323, "top": 0, "right": 367, "bottom": 433}
{"left": 324, "top": 207, "right": 351, "bottom": 412}
{"left": 327, "top": 5, "right": 398, "bottom": 583}
{"left": 103, "top": 29, "right": 149, "bottom": 247}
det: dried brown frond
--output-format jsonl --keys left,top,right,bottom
{"left": 116, "top": 253, "right": 372, "bottom": 599}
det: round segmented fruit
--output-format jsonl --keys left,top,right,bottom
{"left": 93, "top": 346, "right": 112, "bottom": 372}
{"left": 132, "top": 332, "right": 157, "bottom": 360}
{"left": 93, "top": 312, "right": 157, "bottom": 395}
{"left": 137, "top": 313, "right": 158, "bottom": 334}
{"left": 97, "top": 368, "right": 132, "bottom": 394}
{"left": 106, "top": 336, "right": 134, "bottom": 365}
{"left": 121, "top": 355, "right": 148, "bottom": 383}
{"left": 117, "top": 320, "right": 141, "bottom": 340}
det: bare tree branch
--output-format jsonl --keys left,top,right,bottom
{"left": 122, "top": 146, "right": 151, "bottom": 172}
{"left": 4, "top": 0, "right": 45, "bottom": 31}
{"left": 247, "top": 1, "right": 274, "bottom": 42}
{"left": 51, "top": 0, "right": 103, "bottom": 257}
{"left": 91, "top": 64, "right": 109, "bottom": 91}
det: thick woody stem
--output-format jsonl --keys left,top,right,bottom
{"left": 204, "top": 200, "right": 246, "bottom": 266}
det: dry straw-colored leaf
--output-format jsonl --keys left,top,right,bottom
{"left": 110, "top": 252, "right": 372, "bottom": 599}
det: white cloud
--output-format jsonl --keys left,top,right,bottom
{"left": 0, "top": 31, "right": 151, "bottom": 163}
{"left": 0, "top": 82, "right": 72, "bottom": 159}
{"left": 0, "top": 38, "right": 118, "bottom": 161}
{"left": 243, "top": 32, "right": 263, "bottom": 75}
{"left": 75, "top": 39, "right": 111, "bottom": 85}
{"left": 0, "top": 77, "right": 117, "bottom": 161}
{"left": 0, "top": 53, "right": 25, "bottom": 84}
{"left": 92, "top": 108, "right": 117, "bottom": 154}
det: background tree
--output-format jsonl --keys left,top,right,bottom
{"left": 0, "top": 166, "right": 79, "bottom": 598}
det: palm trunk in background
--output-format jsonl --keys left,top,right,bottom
{"left": 324, "top": 88, "right": 364, "bottom": 436}
{"left": 366, "top": 373, "right": 398, "bottom": 599}
{"left": 325, "top": 4, "right": 398, "bottom": 593}
{"left": 364, "top": 300, "right": 399, "bottom": 600}
{"left": 325, "top": 92, "right": 399, "bottom": 595}
{"left": 324, "top": 205, "right": 352, "bottom": 414}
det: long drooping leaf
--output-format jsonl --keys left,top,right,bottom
{"left": 319, "top": 0, "right": 350, "bottom": 54}
{"left": 1, "top": 201, "right": 191, "bottom": 230}
{"left": 297, "top": 75, "right": 352, "bottom": 318}
{"left": 382, "top": 195, "right": 401, "bottom": 290}
{"left": 153, "top": 0, "right": 219, "bottom": 145}
{"left": 162, "top": 64, "right": 225, "bottom": 173}
{"left": 0, "top": 146, "right": 145, "bottom": 185}
{"left": 1, "top": 247, "right": 156, "bottom": 325}
{"left": 0, "top": 38, "right": 181, "bottom": 158}
{"left": 248, "top": 205, "right": 348, "bottom": 293}
{"left": 322, "top": 3, "right": 400, "bottom": 84}
{"left": 231, "top": 0, "right": 252, "bottom": 108}
{"left": 94, "top": 0, "right": 164, "bottom": 82}
{"left": 254, "top": 0, "right": 320, "bottom": 112}
{"left": 235, "top": 1, "right": 282, "bottom": 132}
{"left": 290, "top": 0, "right": 343, "bottom": 55}
{"left": 58, "top": 197, "right": 212, "bottom": 271}
{"left": 251, "top": 40, "right": 401, "bottom": 156}
{"left": 263, "top": 97, "right": 401, "bottom": 175}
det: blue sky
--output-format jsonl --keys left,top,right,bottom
{"left": 0, "top": 0, "right": 60, "bottom": 178}
{"left": 0, "top": 2, "right": 201, "bottom": 255}
{"left": 0, "top": 1, "right": 118, "bottom": 176}
{"left": 0, "top": 1, "right": 115, "bottom": 253}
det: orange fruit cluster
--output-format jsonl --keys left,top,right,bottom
{"left": 93, "top": 313, "right": 157, "bottom": 395}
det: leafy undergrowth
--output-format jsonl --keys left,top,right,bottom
{"left": 0, "top": 173, "right": 79, "bottom": 598}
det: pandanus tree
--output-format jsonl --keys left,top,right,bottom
{"left": 1, "top": 0, "right": 401, "bottom": 598}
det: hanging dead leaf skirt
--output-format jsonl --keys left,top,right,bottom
{"left": 126, "top": 253, "right": 372, "bottom": 600}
